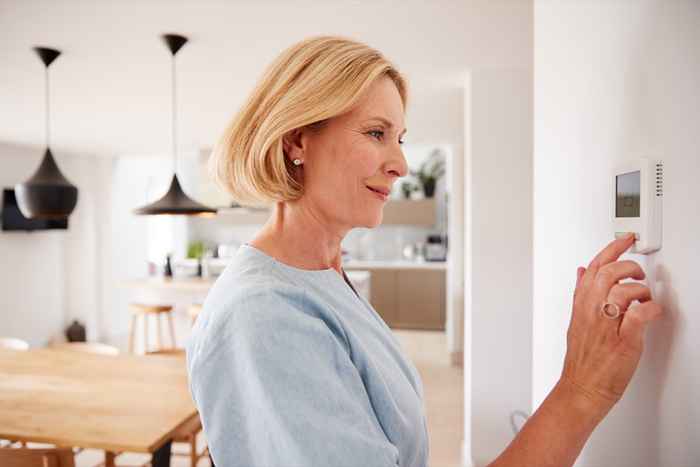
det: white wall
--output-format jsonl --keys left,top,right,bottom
{"left": 0, "top": 142, "right": 109, "bottom": 345}
{"left": 533, "top": 1, "right": 699, "bottom": 465}
{"left": 464, "top": 68, "right": 533, "bottom": 466}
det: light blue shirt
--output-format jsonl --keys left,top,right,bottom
{"left": 186, "top": 243, "right": 429, "bottom": 467}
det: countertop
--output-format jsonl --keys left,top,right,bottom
{"left": 124, "top": 270, "right": 373, "bottom": 292}
{"left": 343, "top": 259, "right": 448, "bottom": 270}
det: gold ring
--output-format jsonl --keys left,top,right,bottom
{"left": 601, "top": 302, "right": 623, "bottom": 319}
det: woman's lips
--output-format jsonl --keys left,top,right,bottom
{"left": 366, "top": 185, "right": 389, "bottom": 201}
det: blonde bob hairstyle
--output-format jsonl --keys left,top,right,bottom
{"left": 210, "top": 35, "right": 408, "bottom": 207}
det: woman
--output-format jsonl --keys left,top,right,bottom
{"left": 186, "top": 36, "right": 663, "bottom": 467}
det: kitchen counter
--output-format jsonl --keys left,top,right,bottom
{"left": 343, "top": 259, "right": 448, "bottom": 270}
{"left": 123, "top": 277, "right": 216, "bottom": 292}
{"left": 123, "top": 270, "right": 372, "bottom": 296}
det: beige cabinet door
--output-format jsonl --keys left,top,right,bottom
{"left": 395, "top": 270, "right": 446, "bottom": 330}
{"left": 368, "top": 269, "right": 398, "bottom": 325}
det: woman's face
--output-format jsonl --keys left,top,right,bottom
{"left": 288, "top": 77, "right": 408, "bottom": 230}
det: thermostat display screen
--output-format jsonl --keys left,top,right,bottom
{"left": 616, "top": 171, "right": 641, "bottom": 218}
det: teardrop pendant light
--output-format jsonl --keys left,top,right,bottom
{"left": 133, "top": 34, "right": 216, "bottom": 216}
{"left": 15, "top": 47, "right": 78, "bottom": 220}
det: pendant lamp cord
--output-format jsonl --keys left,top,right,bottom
{"left": 45, "top": 66, "right": 50, "bottom": 148}
{"left": 171, "top": 54, "right": 177, "bottom": 175}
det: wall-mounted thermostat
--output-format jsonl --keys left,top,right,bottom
{"left": 612, "top": 158, "right": 663, "bottom": 254}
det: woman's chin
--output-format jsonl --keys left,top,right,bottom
{"left": 359, "top": 211, "right": 383, "bottom": 229}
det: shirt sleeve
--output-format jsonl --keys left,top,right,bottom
{"left": 187, "top": 285, "right": 400, "bottom": 467}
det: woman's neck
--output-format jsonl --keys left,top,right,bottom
{"left": 249, "top": 201, "right": 348, "bottom": 275}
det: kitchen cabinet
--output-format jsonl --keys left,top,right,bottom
{"left": 380, "top": 198, "right": 436, "bottom": 226}
{"left": 363, "top": 268, "right": 446, "bottom": 330}
{"left": 396, "top": 269, "right": 446, "bottom": 330}
{"left": 212, "top": 198, "right": 437, "bottom": 226}
{"left": 368, "top": 270, "right": 398, "bottom": 325}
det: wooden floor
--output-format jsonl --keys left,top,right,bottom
{"left": 394, "top": 329, "right": 464, "bottom": 467}
{"left": 74, "top": 330, "right": 464, "bottom": 467}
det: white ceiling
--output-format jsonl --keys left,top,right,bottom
{"left": 0, "top": 0, "right": 532, "bottom": 157}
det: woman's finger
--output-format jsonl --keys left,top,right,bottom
{"left": 589, "top": 260, "right": 646, "bottom": 305}
{"left": 587, "top": 233, "right": 636, "bottom": 270}
{"left": 579, "top": 235, "right": 635, "bottom": 295}
{"left": 617, "top": 301, "right": 664, "bottom": 350}
{"left": 608, "top": 282, "right": 652, "bottom": 311}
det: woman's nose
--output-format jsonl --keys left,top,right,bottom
{"left": 385, "top": 147, "right": 409, "bottom": 178}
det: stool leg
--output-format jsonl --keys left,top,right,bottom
{"left": 128, "top": 314, "right": 137, "bottom": 354}
{"left": 143, "top": 313, "right": 149, "bottom": 354}
{"left": 167, "top": 312, "right": 177, "bottom": 349}
{"left": 157, "top": 313, "right": 163, "bottom": 351}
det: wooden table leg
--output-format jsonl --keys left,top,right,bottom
{"left": 105, "top": 451, "right": 116, "bottom": 467}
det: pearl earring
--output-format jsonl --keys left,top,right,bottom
{"left": 293, "top": 159, "right": 303, "bottom": 166}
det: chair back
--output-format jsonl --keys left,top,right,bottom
{"left": 51, "top": 342, "right": 119, "bottom": 356}
{"left": 0, "top": 337, "right": 30, "bottom": 351}
{"left": 0, "top": 446, "right": 75, "bottom": 467}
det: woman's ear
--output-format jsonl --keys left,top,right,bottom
{"left": 282, "top": 128, "right": 304, "bottom": 162}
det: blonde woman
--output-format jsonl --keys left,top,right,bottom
{"left": 186, "top": 36, "right": 663, "bottom": 467}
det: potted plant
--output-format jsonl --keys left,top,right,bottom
{"left": 187, "top": 241, "right": 206, "bottom": 277}
{"left": 400, "top": 181, "right": 419, "bottom": 199}
{"left": 411, "top": 150, "right": 446, "bottom": 198}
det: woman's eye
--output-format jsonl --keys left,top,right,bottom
{"left": 368, "top": 129, "right": 404, "bottom": 145}
{"left": 368, "top": 130, "right": 384, "bottom": 140}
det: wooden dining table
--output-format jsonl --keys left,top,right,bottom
{"left": 0, "top": 347, "right": 198, "bottom": 467}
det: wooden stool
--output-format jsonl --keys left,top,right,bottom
{"left": 128, "top": 304, "right": 176, "bottom": 354}
{"left": 187, "top": 303, "right": 203, "bottom": 327}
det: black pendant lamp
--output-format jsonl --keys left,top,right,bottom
{"left": 15, "top": 47, "right": 78, "bottom": 220}
{"left": 133, "top": 34, "right": 216, "bottom": 216}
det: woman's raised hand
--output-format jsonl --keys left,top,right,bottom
{"left": 560, "top": 233, "right": 664, "bottom": 412}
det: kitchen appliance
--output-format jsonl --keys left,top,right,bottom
{"left": 424, "top": 234, "right": 447, "bottom": 261}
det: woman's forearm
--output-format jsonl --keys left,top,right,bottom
{"left": 486, "top": 379, "right": 613, "bottom": 467}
